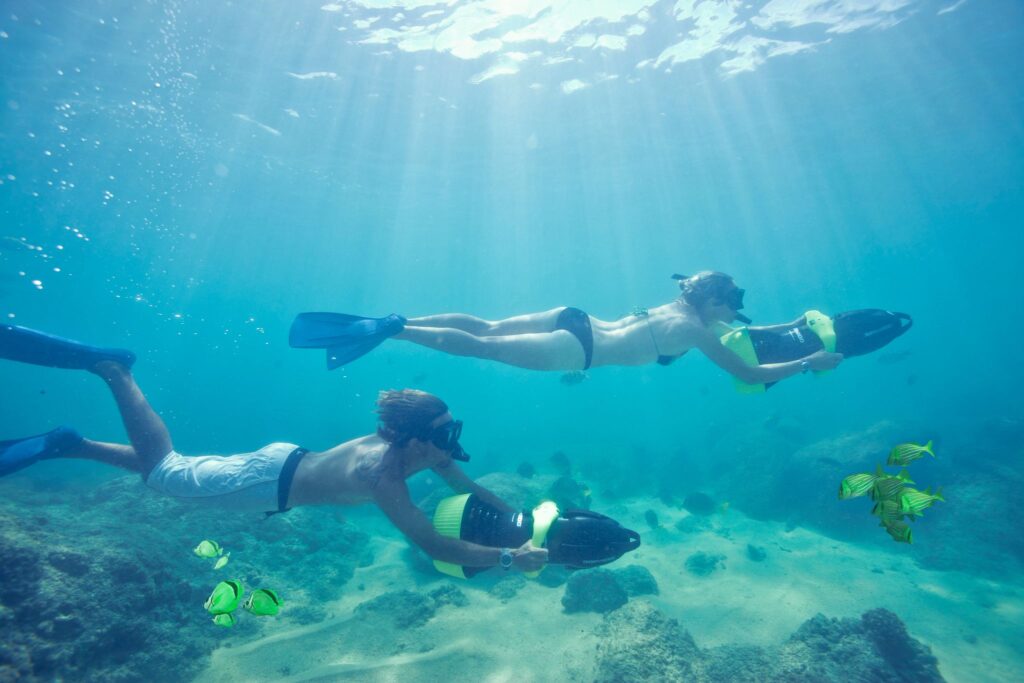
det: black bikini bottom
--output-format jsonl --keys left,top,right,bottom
{"left": 555, "top": 307, "right": 593, "bottom": 370}
{"left": 275, "top": 447, "right": 309, "bottom": 514}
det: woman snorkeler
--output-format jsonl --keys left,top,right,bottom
{"left": 290, "top": 271, "right": 846, "bottom": 388}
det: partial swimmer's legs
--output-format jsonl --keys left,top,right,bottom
{"left": 395, "top": 326, "right": 584, "bottom": 371}
{"left": 63, "top": 439, "right": 144, "bottom": 472}
{"left": 90, "top": 361, "right": 173, "bottom": 476}
{"left": 407, "top": 308, "right": 565, "bottom": 336}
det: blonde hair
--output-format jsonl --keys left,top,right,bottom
{"left": 677, "top": 271, "right": 736, "bottom": 307}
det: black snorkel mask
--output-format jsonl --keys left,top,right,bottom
{"left": 725, "top": 288, "right": 752, "bottom": 325}
{"left": 427, "top": 419, "right": 470, "bottom": 462}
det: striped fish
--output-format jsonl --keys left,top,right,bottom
{"left": 884, "top": 520, "right": 913, "bottom": 544}
{"left": 887, "top": 440, "right": 935, "bottom": 467}
{"left": 871, "top": 499, "right": 903, "bottom": 523}
{"left": 871, "top": 476, "right": 906, "bottom": 502}
{"left": 898, "top": 487, "right": 945, "bottom": 517}
{"left": 839, "top": 473, "right": 877, "bottom": 500}
{"left": 893, "top": 468, "right": 915, "bottom": 484}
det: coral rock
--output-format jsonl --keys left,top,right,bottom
{"left": 562, "top": 568, "right": 628, "bottom": 614}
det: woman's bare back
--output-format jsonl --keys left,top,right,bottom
{"left": 589, "top": 300, "right": 702, "bottom": 367}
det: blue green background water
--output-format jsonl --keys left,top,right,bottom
{"left": 1, "top": 0, "right": 1022, "bottom": 677}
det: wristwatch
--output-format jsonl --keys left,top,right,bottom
{"left": 800, "top": 360, "right": 811, "bottom": 374}
{"left": 499, "top": 548, "right": 513, "bottom": 570}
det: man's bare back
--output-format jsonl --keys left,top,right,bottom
{"left": 288, "top": 435, "right": 393, "bottom": 506}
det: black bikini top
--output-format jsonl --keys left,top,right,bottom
{"left": 642, "top": 311, "right": 688, "bottom": 366}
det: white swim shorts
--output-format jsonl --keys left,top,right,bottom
{"left": 145, "top": 442, "right": 308, "bottom": 514}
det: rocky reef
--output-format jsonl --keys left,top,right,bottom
{"left": 559, "top": 564, "right": 660, "bottom": 613}
{"left": 595, "top": 601, "right": 944, "bottom": 682}
{"left": 0, "top": 474, "right": 370, "bottom": 683}
{"left": 594, "top": 600, "right": 701, "bottom": 681}
{"left": 614, "top": 565, "right": 659, "bottom": 597}
{"left": 562, "top": 568, "right": 629, "bottom": 614}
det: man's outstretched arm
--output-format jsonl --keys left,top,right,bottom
{"left": 432, "top": 460, "right": 515, "bottom": 513}
{"left": 372, "top": 476, "right": 545, "bottom": 570}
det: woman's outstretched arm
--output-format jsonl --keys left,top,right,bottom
{"left": 692, "top": 326, "right": 843, "bottom": 384}
{"left": 746, "top": 316, "right": 807, "bottom": 334}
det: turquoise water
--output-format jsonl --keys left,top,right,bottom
{"left": 2, "top": 1, "right": 1022, "bottom": 681}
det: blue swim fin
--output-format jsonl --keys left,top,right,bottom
{"left": 0, "top": 324, "right": 136, "bottom": 369}
{"left": 0, "top": 426, "right": 83, "bottom": 477}
{"left": 289, "top": 313, "right": 406, "bottom": 369}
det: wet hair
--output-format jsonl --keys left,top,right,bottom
{"left": 375, "top": 389, "right": 449, "bottom": 446}
{"left": 675, "top": 271, "right": 737, "bottom": 308}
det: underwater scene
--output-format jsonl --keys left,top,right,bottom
{"left": 1, "top": 0, "right": 1022, "bottom": 681}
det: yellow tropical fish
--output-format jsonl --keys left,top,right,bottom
{"left": 883, "top": 520, "right": 913, "bottom": 544}
{"left": 839, "top": 473, "right": 877, "bottom": 500}
{"left": 204, "top": 579, "right": 243, "bottom": 615}
{"left": 898, "top": 487, "right": 945, "bottom": 517}
{"left": 193, "top": 540, "right": 222, "bottom": 559}
{"left": 212, "top": 613, "right": 236, "bottom": 628}
{"left": 243, "top": 588, "right": 283, "bottom": 616}
{"left": 214, "top": 553, "right": 230, "bottom": 570}
{"left": 871, "top": 499, "right": 903, "bottom": 523}
{"left": 893, "top": 468, "right": 915, "bottom": 484}
{"left": 887, "top": 441, "right": 935, "bottom": 467}
{"left": 871, "top": 476, "right": 905, "bottom": 502}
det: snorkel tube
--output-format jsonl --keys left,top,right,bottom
{"left": 431, "top": 494, "right": 641, "bottom": 579}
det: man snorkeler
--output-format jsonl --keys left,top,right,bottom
{"left": 0, "top": 324, "right": 548, "bottom": 574}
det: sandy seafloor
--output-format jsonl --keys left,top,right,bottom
{"left": 193, "top": 498, "right": 1023, "bottom": 683}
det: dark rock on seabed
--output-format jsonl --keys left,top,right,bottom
{"left": 682, "top": 492, "right": 718, "bottom": 516}
{"left": 535, "top": 563, "right": 571, "bottom": 587}
{"left": 515, "top": 461, "right": 536, "bottom": 478}
{"left": 613, "top": 564, "right": 659, "bottom": 597}
{"left": 547, "top": 475, "right": 592, "bottom": 511}
{"left": 595, "top": 601, "right": 944, "bottom": 682}
{"left": 562, "top": 568, "right": 628, "bottom": 614}
{"left": 643, "top": 509, "right": 660, "bottom": 529}
{"left": 685, "top": 551, "right": 726, "bottom": 576}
